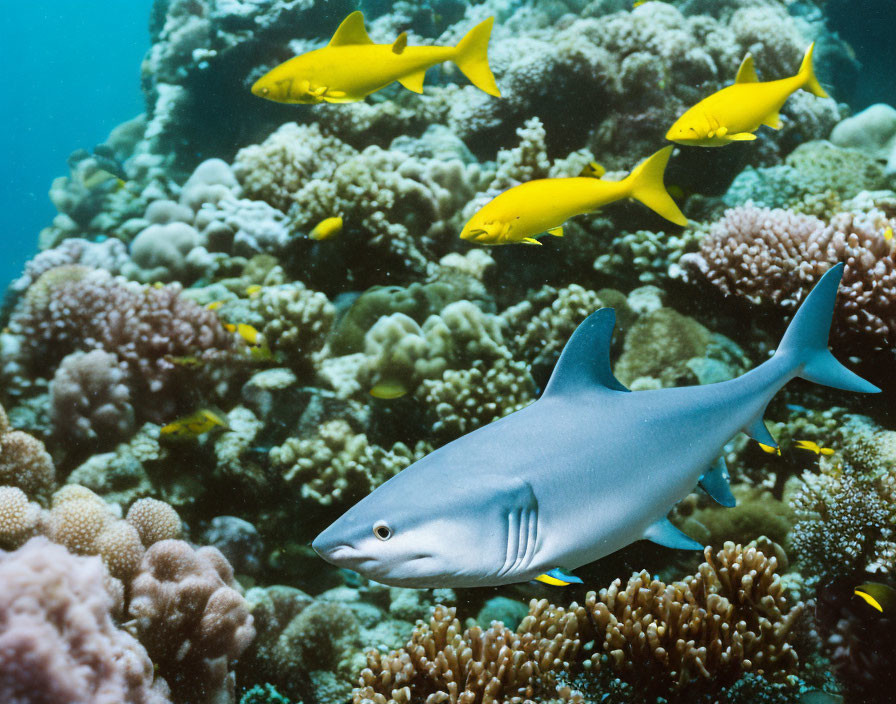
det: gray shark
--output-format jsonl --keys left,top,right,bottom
{"left": 312, "top": 264, "right": 879, "bottom": 587}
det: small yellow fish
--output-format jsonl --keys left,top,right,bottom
{"left": 460, "top": 146, "right": 686, "bottom": 246}
{"left": 794, "top": 439, "right": 835, "bottom": 456}
{"left": 854, "top": 582, "right": 896, "bottom": 614}
{"left": 370, "top": 381, "right": 408, "bottom": 399}
{"left": 758, "top": 442, "right": 781, "bottom": 456}
{"left": 884, "top": 226, "right": 893, "bottom": 241}
{"left": 152, "top": 282, "right": 165, "bottom": 289}
{"left": 246, "top": 285, "right": 263, "bottom": 298}
{"left": 251, "top": 11, "right": 500, "bottom": 104}
{"left": 578, "top": 162, "right": 606, "bottom": 179}
{"left": 160, "top": 409, "right": 229, "bottom": 439}
{"left": 534, "top": 568, "right": 583, "bottom": 586}
{"left": 309, "top": 216, "right": 344, "bottom": 241}
{"left": 666, "top": 44, "right": 827, "bottom": 147}
{"left": 632, "top": 0, "right": 650, "bottom": 6}
{"left": 165, "top": 355, "right": 205, "bottom": 369}
{"left": 206, "top": 301, "right": 224, "bottom": 311}
{"left": 81, "top": 169, "right": 126, "bottom": 191}
{"left": 224, "top": 323, "right": 237, "bottom": 333}
{"left": 237, "top": 323, "right": 261, "bottom": 346}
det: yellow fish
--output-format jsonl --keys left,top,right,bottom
{"left": 224, "top": 322, "right": 263, "bottom": 346}
{"left": 246, "top": 285, "right": 263, "bottom": 297}
{"left": 309, "top": 216, "right": 344, "bottom": 241}
{"left": 160, "top": 409, "right": 229, "bottom": 439}
{"left": 206, "top": 301, "right": 224, "bottom": 311}
{"left": 251, "top": 11, "right": 500, "bottom": 104}
{"left": 854, "top": 582, "right": 896, "bottom": 614}
{"left": 460, "top": 146, "right": 686, "bottom": 246}
{"left": 794, "top": 439, "right": 835, "bottom": 456}
{"left": 758, "top": 442, "right": 781, "bottom": 456}
{"left": 666, "top": 44, "right": 827, "bottom": 147}
{"left": 165, "top": 355, "right": 205, "bottom": 369}
{"left": 534, "top": 567, "right": 583, "bottom": 586}
{"left": 370, "top": 381, "right": 408, "bottom": 399}
{"left": 884, "top": 226, "right": 893, "bottom": 241}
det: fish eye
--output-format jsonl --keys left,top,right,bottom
{"left": 261, "top": 87, "right": 269, "bottom": 96}
{"left": 373, "top": 520, "right": 392, "bottom": 541}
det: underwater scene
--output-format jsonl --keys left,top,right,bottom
{"left": 3, "top": 0, "right": 896, "bottom": 703}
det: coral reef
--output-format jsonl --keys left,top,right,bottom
{"left": 0, "top": 402, "right": 55, "bottom": 499}
{"left": 129, "top": 540, "right": 256, "bottom": 704}
{"left": 0, "top": 537, "right": 168, "bottom": 704}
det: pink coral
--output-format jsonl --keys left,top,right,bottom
{"left": 0, "top": 537, "right": 169, "bottom": 704}
{"left": 11, "top": 268, "right": 232, "bottom": 417}
{"left": 684, "top": 205, "right": 896, "bottom": 352}
{"left": 129, "top": 540, "right": 255, "bottom": 704}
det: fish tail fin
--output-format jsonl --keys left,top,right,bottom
{"left": 775, "top": 263, "right": 879, "bottom": 393}
{"left": 454, "top": 17, "right": 501, "bottom": 97}
{"left": 797, "top": 42, "right": 828, "bottom": 98}
{"left": 624, "top": 146, "right": 688, "bottom": 227}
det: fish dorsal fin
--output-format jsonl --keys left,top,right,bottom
{"left": 735, "top": 53, "right": 758, "bottom": 84}
{"left": 542, "top": 308, "right": 629, "bottom": 398}
{"left": 329, "top": 11, "right": 374, "bottom": 47}
{"left": 392, "top": 32, "right": 408, "bottom": 54}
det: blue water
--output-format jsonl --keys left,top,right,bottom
{"left": 0, "top": 0, "right": 152, "bottom": 288}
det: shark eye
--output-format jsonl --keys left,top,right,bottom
{"left": 373, "top": 521, "right": 392, "bottom": 541}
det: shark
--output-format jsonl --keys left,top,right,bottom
{"left": 312, "top": 264, "right": 879, "bottom": 588}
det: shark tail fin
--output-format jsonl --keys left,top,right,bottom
{"left": 624, "top": 146, "right": 688, "bottom": 227}
{"left": 454, "top": 17, "right": 501, "bottom": 97}
{"left": 797, "top": 42, "right": 828, "bottom": 98}
{"left": 776, "top": 263, "right": 879, "bottom": 393}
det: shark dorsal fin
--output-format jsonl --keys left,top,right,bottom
{"left": 542, "top": 308, "right": 629, "bottom": 398}
{"left": 329, "top": 11, "right": 374, "bottom": 47}
{"left": 735, "top": 54, "right": 758, "bottom": 84}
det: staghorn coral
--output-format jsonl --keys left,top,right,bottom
{"left": 683, "top": 203, "right": 896, "bottom": 353}
{"left": 128, "top": 539, "right": 256, "bottom": 704}
{"left": 355, "top": 600, "right": 584, "bottom": 704}
{"left": 0, "top": 402, "right": 55, "bottom": 499}
{"left": 270, "top": 419, "right": 431, "bottom": 508}
{"left": 11, "top": 268, "right": 233, "bottom": 417}
{"left": 581, "top": 542, "right": 804, "bottom": 693}
{"left": 50, "top": 349, "right": 136, "bottom": 447}
{"left": 0, "top": 537, "right": 169, "bottom": 704}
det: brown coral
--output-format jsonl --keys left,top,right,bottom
{"left": 126, "top": 497, "right": 182, "bottom": 546}
{"left": 128, "top": 540, "right": 255, "bottom": 704}
{"left": 0, "top": 404, "right": 55, "bottom": 499}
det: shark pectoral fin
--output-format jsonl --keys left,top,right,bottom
{"left": 392, "top": 32, "right": 408, "bottom": 54}
{"left": 521, "top": 237, "right": 542, "bottom": 246}
{"left": 699, "top": 457, "right": 736, "bottom": 508}
{"left": 644, "top": 517, "right": 704, "bottom": 551}
{"left": 535, "top": 568, "right": 583, "bottom": 586}
{"left": 547, "top": 226, "right": 564, "bottom": 237}
{"left": 762, "top": 112, "right": 783, "bottom": 129}
{"left": 398, "top": 69, "right": 427, "bottom": 93}
{"left": 727, "top": 132, "right": 757, "bottom": 141}
{"left": 542, "top": 308, "right": 630, "bottom": 397}
{"left": 328, "top": 11, "right": 374, "bottom": 46}
{"left": 735, "top": 53, "right": 759, "bottom": 84}
{"left": 745, "top": 414, "right": 776, "bottom": 448}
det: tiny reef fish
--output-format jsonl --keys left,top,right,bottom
{"left": 884, "top": 226, "right": 893, "bottom": 241}
{"left": 666, "top": 44, "right": 827, "bottom": 146}
{"left": 460, "top": 146, "right": 687, "bottom": 246}
{"left": 854, "top": 582, "right": 896, "bottom": 614}
{"left": 225, "top": 322, "right": 262, "bottom": 346}
{"left": 251, "top": 11, "right": 500, "bottom": 104}
{"left": 310, "top": 216, "right": 344, "bottom": 241}
{"left": 246, "top": 285, "right": 263, "bottom": 297}
{"left": 370, "top": 381, "right": 408, "bottom": 400}
{"left": 206, "top": 301, "right": 224, "bottom": 311}
{"left": 758, "top": 442, "right": 782, "bottom": 455}
{"left": 794, "top": 439, "right": 834, "bottom": 456}
{"left": 313, "top": 264, "right": 878, "bottom": 588}
{"left": 160, "top": 409, "right": 229, "bottom": 439}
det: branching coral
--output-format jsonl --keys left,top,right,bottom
{"left": 683, "top": 203, "right": 896, "bottom": 353}
{"left": 128, "top": 539, "right": 256, "bottom": 704}
{"left": 0, "top": 537, "right": 169, "bottom": 704}
{"left": 11, "top": 268, "right": 233, "bottom": 417}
